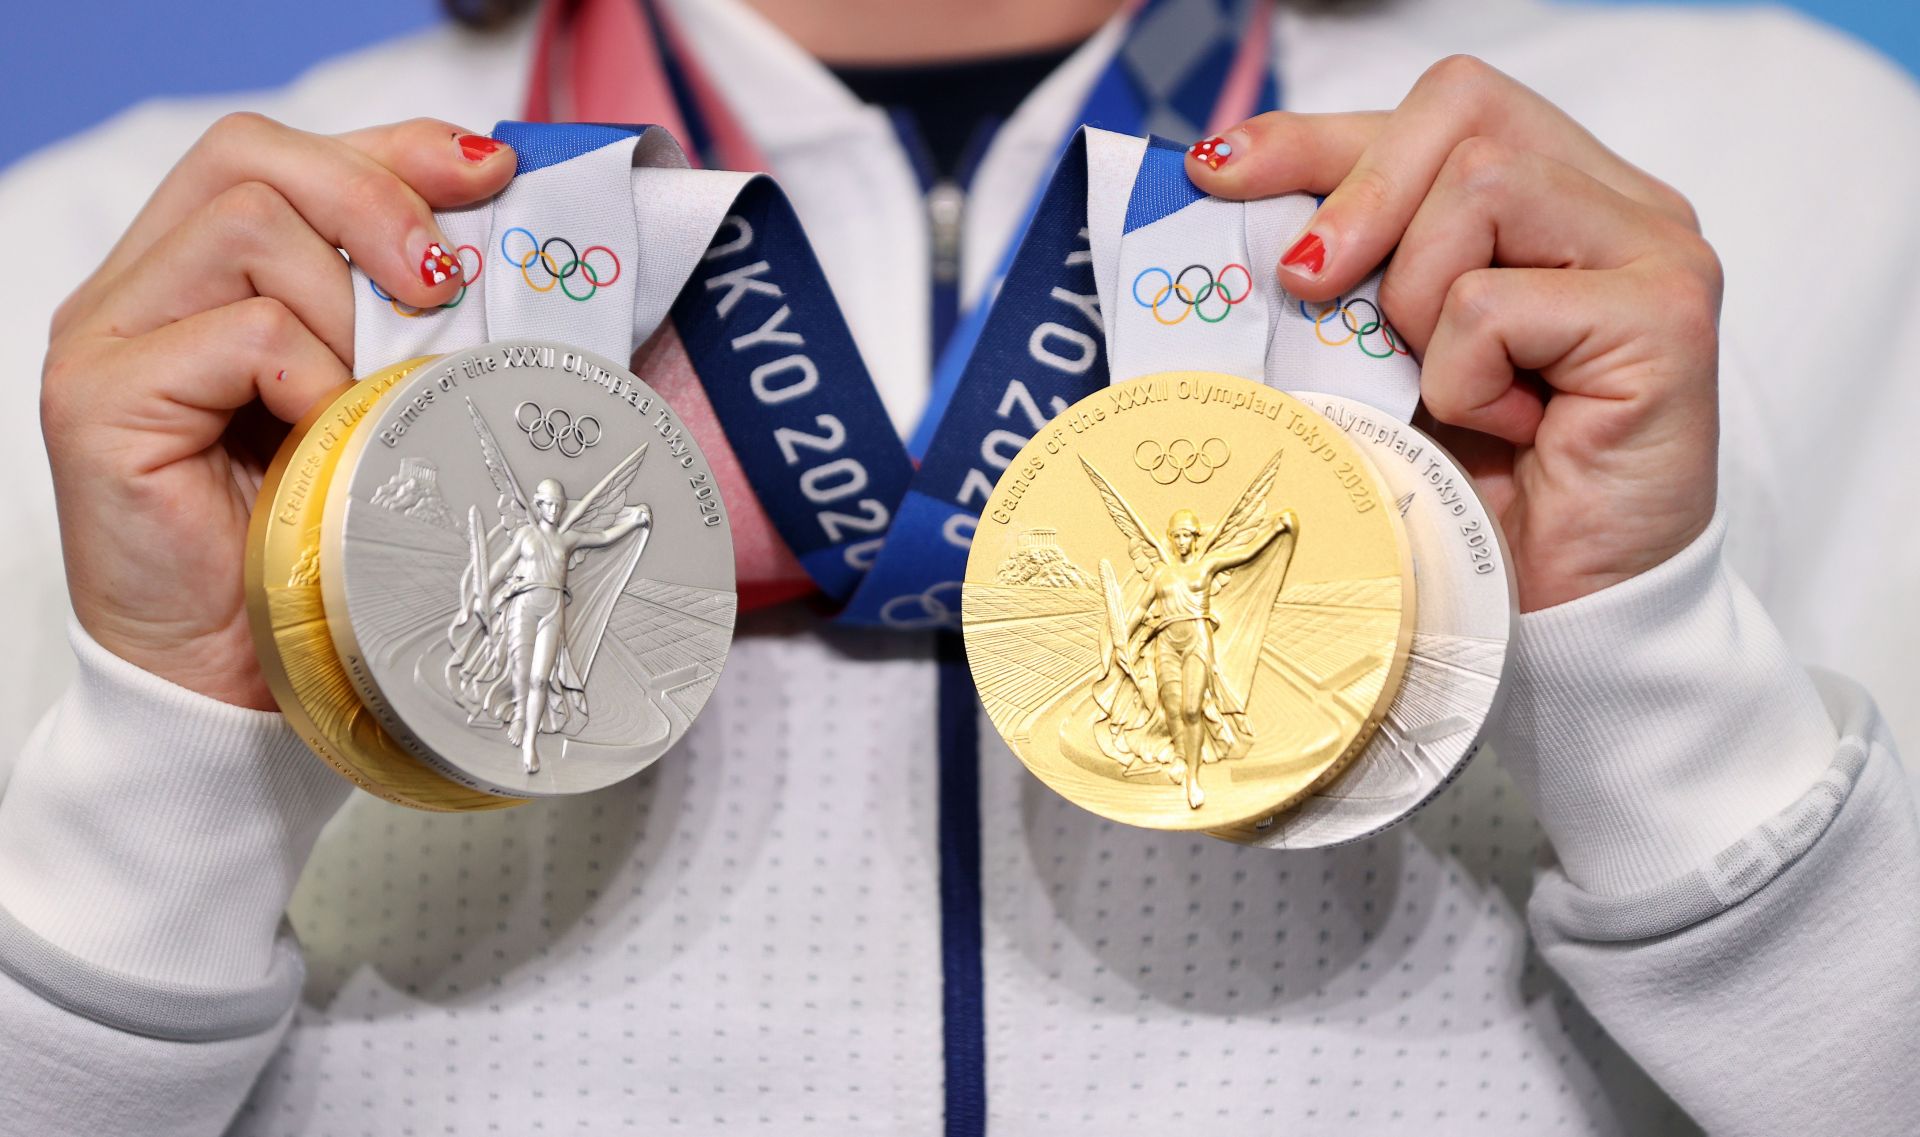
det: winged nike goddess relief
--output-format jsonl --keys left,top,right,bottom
{"left": 1084, "top": 451, "right": 1297, "bottom": 809}
{"left": 446, "top": 398, "right": 653, "bottom": 774}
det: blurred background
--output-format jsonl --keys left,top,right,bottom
{"left": 1, "top": 0, "right": 1915, "bottom": 172}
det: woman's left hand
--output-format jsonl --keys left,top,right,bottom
{"left": 1188, "top": 55, "right": 1723, "bottom": 613}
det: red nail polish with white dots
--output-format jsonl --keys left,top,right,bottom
{"left": 419, "top": 242, "right": 461, "bottom": 287}
{"left": 1188, "top": 136, "right": 1234, "bottom": 171}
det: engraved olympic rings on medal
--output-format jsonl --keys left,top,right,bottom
{"left": 1133, "top": 437, "right": 1230, "bottom": 485}
{"left": 514, "top": 401, "right": 602, "bottom": 457}
{"left": 367, "top": 245, "right": 484, "bottom": 318}
{"left": 500, "top": 227, "right": 622, "bottom": 301}
{"left": 1132, "top": 263, "right": 1253, "bottom": 325}
{"left": 1298, "top": 296, "right": 1411, "bottom": 358}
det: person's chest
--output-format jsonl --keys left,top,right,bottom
{"left": 264, "top": 611, "right": 1682, "bottom": 1135}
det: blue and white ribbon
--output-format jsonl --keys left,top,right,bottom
{"left": 351, "top": 122, "right": 913, "bottom": 608}
{"left": 353, "top": 123, "right": 1419, "bottom": 629}
{"left": 840, "top": 129, "right": 1420, "bottom": 628}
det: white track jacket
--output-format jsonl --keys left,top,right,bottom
{"left": 0, "top": 1, "right": 1915, "bottom": 1134}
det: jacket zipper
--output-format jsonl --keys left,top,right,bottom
{"left": 915, "top": 149, "right": 988, "bottom": 1137}
{"left": 887, "top": 106, "right": 988, "bottom": 1133}
{"left": 927, "top": 178, "right": 965, "bottom": 361}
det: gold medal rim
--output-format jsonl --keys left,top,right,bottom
{"left": 244, "top": 358, "right": 525, "bottom": 813}
{"left": 314, "top": 355, "right": 503, "bottom": 792}
{"left": 962, "top": 370, "right": 1416, "bottom": 833}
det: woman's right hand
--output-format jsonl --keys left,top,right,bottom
{"left": 39, "top": 115, "right": 515, "bottom": 710}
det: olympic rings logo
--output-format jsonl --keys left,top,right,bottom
{"left": 1134, "top": 437, "right": 1230, "bottom": 485}
{"left": 1298, "top": 296, "right": 1411, "bottom": 359}
{"left": 501, "top": 227, "right": 621, "bottom": 301}
{"left": 1132, "top": 263, "right": 1253, "bottom": 325}
{"left": 367, "top": 244, "right": 483, "bottom": 318}
{"left": 878, "top": 581, "right": 963, "bottom": 630}
{"left": 515, "top": 401, "right": 602, "bottom": 458}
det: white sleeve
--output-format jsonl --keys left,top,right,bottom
{"left": 0, "top": 621, "right": 349, "bottom": 1137}
{"left": 0, "top": 976, "right": 295, "bottom": 1137}
{"left": 1499, "top": 514, "right": 1920, "bottom": 1136}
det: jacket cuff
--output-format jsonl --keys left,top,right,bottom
{"left": 1496, "top": 512, "right": 1838, "bottom": 897}
{"left": 0, "top": 619, "right": 349, "bottom": 987}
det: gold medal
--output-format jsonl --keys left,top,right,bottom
{"left": 244, "top": 358, "right": 524, "bottom": 813}
{"left": 962, "top": 371, "right": 1414, "bottom": 831}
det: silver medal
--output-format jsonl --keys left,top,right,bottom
{"left": 320, "top": 340, "right": 737, "bottom": 797}
{"left": 1212, "top": 393, "right": 1515, "bottom": 849}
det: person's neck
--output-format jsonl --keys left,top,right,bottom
{"left": 742, "top": 0, "right": 1127, "bottom": 66}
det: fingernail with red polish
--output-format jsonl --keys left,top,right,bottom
{"left": 276, "top": 369, "right": 287, "bottom": 382}
{"left": 1188, "top": 134, "right": 1236, "bottom": 171}
{"left": 457, "top": 133, "right": 502, "bottom": 162}
{"left": 419, "top": 239, "right": 461, "bottom": 287}
{"left": 1281, "top": 231, "right": 1326, "bottom": 277}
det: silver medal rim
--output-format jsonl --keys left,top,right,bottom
{"left": 1214, "top": 392, "right": 1517, "bottom": 850}
{"left": 319, "top": 340, "right": 737, "bottom": 797}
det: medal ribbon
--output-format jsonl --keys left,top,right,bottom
{"left": 907, "top": 0, "right": 1278, "bottom": 457}
{"left": 526, "top": 0, "right": 1278, "bottom": 459}
{"left": 349, "top": 123, "right": 913, "bottom": 609}
{"left": 1096, "top": 131, "right": 1422, "bottom": 418}
{"left": 834, "top": 130, "right": 1421, "bottom": 627}
{"left": 356, "top": 1, "right": 1405, "bottom": 627}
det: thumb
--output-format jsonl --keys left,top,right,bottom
{"left": 337, "top": 117, "right": 518, "bottom": 209}
{"left": 1182, "top": 110, "right": 1385, "bottom": 200}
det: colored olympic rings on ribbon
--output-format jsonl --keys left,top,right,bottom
{"left": 1298, "top": 296, "right": 1411, "bottom": 359}
{"left": 501, "top": 227, "right": 621, "bottom": 301}
{"left": 1134, "top": 436, "right": 1230, "bottom": 485}
{"left": 366, "top": 244, "right": 483, "bottom": 318}
{"left": 1132, "top": 263, "right": 1252, "bottom": 325}
{"left": 515, "top": 401, "right": 602, "bottom": 457}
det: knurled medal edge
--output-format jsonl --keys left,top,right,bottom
{"left": 245, "top": 374, "right": 406, "bottom": 802}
